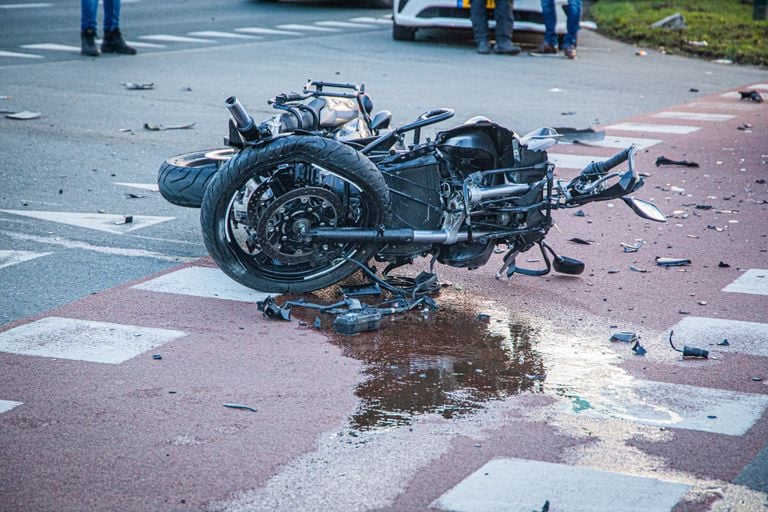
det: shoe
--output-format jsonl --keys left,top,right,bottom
{"left": 531, "top": 42, "right": 557, "bottom": 55}
{"left": 494, "top": 41, "right": 521, "bottom": 55}
{"left": 476, "top": 40, "right": 491, "bottom": 54}
{"left": 563, "top": 45, "right": 577, "bottom": 59}
{"left": 101, "top": 28, "right": 137, "bottom": 55}
{"left": 81, "top": 28, "right": 100, "bottom": 56}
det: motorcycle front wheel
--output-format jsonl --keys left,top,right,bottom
{"left": 200, "top": 135, "right": 391, "bottom": 293}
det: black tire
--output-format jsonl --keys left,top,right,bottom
{"left": 158, "top": 149, "right": 235, "bottom": 208}
{"left": 200, "top": 135, "right": 391, "bottom": 294}
{"left": 392, "top": 22, "right": 416, "bottom": 41}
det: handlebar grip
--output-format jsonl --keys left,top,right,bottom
{"left": 276, "top": 92, "right": 304, "bottom": 102}
{"left": 584, "top": 146, "right": 633, "bottom": 175}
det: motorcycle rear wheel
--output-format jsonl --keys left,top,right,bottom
{"left": 200, "top": 135, "right": 391, "bottom": 293}
{"left": 157, "top": 148, "right": 235, "bottom": 208}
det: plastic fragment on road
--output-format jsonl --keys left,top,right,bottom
{"left": 552, "top": 127, "right": 605, "bottom": 143}
{"left": 143, "top": 122, "right": 195, "bottom": 131}
{"left": 650, "top": 12, "right": 686, "bottom": 29}
{"left": 574, "top": 210, "right": 587, "bottom": 217}
{"left": 568, "top": 237, "right": 592, "bottom": 245}
{"left": 121, "top": 82, "right": 154, "bottom": 90}
{"left": 125, "top": 193, "right": 145, "bottom": 199}
{"left": 656, "top": 257, "right": 691, "bottom": 267}
{"left": 716, "top": 339, "right": 729, "bottom": 346}
{"left": 476, "top": 313, "right": 491, "bottom": 322}
{"left": 340, "top": 282, "right": 382, "bottom": 297}
{"left": 257, "top": 296, "right": 291, "bottom": 321}
{"left": 629, "top": 265, "right": 649, "bottom": 273}
{"left": 333, "top": 308, "right": 382, "bottom": 335}
{"left": 152, "top": 354, "right": 162, "bottom": 360}
{"left": 610, "top": 331, "right": 638, "bottom": 343}
{"left": 753, "top": 376, "right": 764, "bottom": 382}
{"left": 621, "top": 240, "right": 645, "bottom": 253}
{"left": 669, "top": 330, "right": 709, "bottom": 359}
{"left": 112, "top": 215, "right": 133, "bottom": 225}
{"left": 739, "top": 90, "right": 764, "bottom": 103}
{"left": 223, "top": 403, "right": 257, "bottom": 412}
{"left": 5, "top": 111, "right": 41, "bottom": 120}
{"left": 655, "top": 156, "right": 699, "bottom": 167}
{"left": 632, "top": 341, "right": 647, "bottom": 356}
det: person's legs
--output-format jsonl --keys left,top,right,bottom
{"left": 80, "top": 0, "right": 98, "bottom": 31}
{"left": 562, "top": 0, "right": 581, "bottom": 48}
{"left": 493, "top": 0, "right": 520, "bottom": 54}
{"left": 540, "top": 0, "right": 558, "bottom": 47}
{"left": 102, "top": 0, "right": 119, "bottom": 32}
{"left": 470, "top": 0, "right": 491, "bottom": 53}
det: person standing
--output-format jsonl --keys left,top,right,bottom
{"left": 470, "top": 0, "right": 521, "bottom": 55}
{"left": 534, "top": 0, "right": 581, "bottom": 59}
{"left": 81, "top": 0, "right": 137, "bottom": 56}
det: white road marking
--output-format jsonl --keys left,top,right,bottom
{"left": 0, "top": 50, "right": 44, "bottom": 59}
{"left": 138, "top": 34, "right": 217, "bottom": 43}
{"left": 277, "top": 24, "right": 340, "bottom": 32}
{"left": 668, "top": 316, "right": 768, "bottom": 358}
{"left": 721, "top": 84, "right": 768, "bottom": 97}
{"left": 723, "top": 268, "right": 768, "bottom": 296}
{"left": 188, "top": 31, "right": 261, "bottom": 39}
{"left": 605, "top": 122, "right": 701, "bottom": 134}
{"left": 349, "top": 17, "right": 394, "bottom": 24}
{"left": 234, "top": 27, "right": 303, "bottom": 36}
{"left": 684, "top": 101, "right": 759, "bottom": 112}
{"left": 0, "top": 3, "right": 52, "bottom": 8}
{"left": 114, "top": 182, "right": 159, "bottom": 192}
{"left": 651, "top": 111, "right": 735, "bottom": 122}
{"left": 104, "top": 39, "right": 165, "bottom": 49}
{"left": 133, "top": 266, "right": 275, "bottom": 303}
{"left": 0, "top": 400, "right": 22, "bottom": 414}
{"left": 572, "top": 379, "right": 768, "bottom": 436}
{"left": 560, "top": 135, "right": 662, "bottom": 150}
{"left": 548, "top": 153, "right": 604, "bottom": 170}
{"left": 0, "top": 210, "right": 174, "bottom": 235}
{"left": 0, "top": 250, "right": 52, "bottom": 270}
{"left": 720, "top": 92, "right": 743, "bottom": 99}
{"left": 20, "top": 43, "right": 80, "bottom": 52}
{"left": 0, "top": 230, "right": 195, "bottom": 263}
{"left": 315, "top": 21, "right": 378, "bottom": 29}
{"left": 432, "top": 458, "right": 690, "bottom": 512}
{"left": 0, "top": 317, "right": 186, "bottom": 364}
{"left": 749, "top": 83, "right": 768, "bottom": 89}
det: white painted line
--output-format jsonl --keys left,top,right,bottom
{"left": 133, "top": 266, "right": 276, "bottom": 303}
{"left": 0, "top": 317, "right": 186, "bottom": 364}
{"left": 0, "top": 250, "right": 52, "bottom": 270}
{"left": 605, "top": 122, "right": 701, "bottom": 134}
{"left": 560, "top": 135, "right": 662, "bottom": 150}
{"left": 277, "top": 24, "right": 340, "bottom": 32}
{"left": 21, "top": 43, "right": 80, "bottom": 52}
{"left": 0, "top": 400, "right": 22, "bottom": 414}
{"left": 432, "top": 458, "right": 690, "bottom": 512}
{"left": 0, "top": 3, "right": 52, "bottom": 8}
{"left": 234, "top": 27, "right": 303, "bottom": 36}
{"left": 0, "top": 210, "right": 174, "bottom": 235}
{"left": 138, "top": 34, "right": 217, "bottom": 43}
{"left": 188, "top": 31, "right": 261, "bottom": 39}
{"left": 0, "top": 50, "right": 44, "bottom": 59}
{"left": 723, "top": 268, "right": 768, "bottom": 296}
{"left": 574, "top": 379, "right": 768, "bottom": 436}
{"left": 548, "top": 153, "right": 605, "bottom": 170}
{"left": 668, "top": 316, "right": 768, "bottom": 358}
{"left": 651, "top": 111, "right": 735, "bottom": 122}
{"left": 114, "top": 182, "right": 159, "bottom": 192}
{"left": 349, "top": 17, "right": 393, "bottom": 24}
{"left": 315, "top": 21, "right": 378, "bottom": 29}
{"left": 685, "top": 101, "right": 758, "bottom": 112}
{"left": 113, "top": 40, "right": 165, "bottom": 49}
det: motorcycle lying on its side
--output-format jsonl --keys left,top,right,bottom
{"left": 157, "top": 80, "right": 393, "bottom": 208}
{"left": 185, "top": 87, "right": 667, "bottom": 294}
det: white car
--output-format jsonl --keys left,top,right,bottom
{"left": 392, "top": 0, "right": 568, "bottom": 42}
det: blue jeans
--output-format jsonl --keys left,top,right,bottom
{"left": 81, "top": 0, "right": 121, "bottom": 32}
{"left": 541, "top": 0, "right": 581, "bottom": 48}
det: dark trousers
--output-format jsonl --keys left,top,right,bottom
{"left": 470, "top": 0, "right": 513, "bottom": 44}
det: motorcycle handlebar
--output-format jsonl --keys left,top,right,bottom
{"left": 582, "top": 146, "right": 634, "bottom": 175}
{"left": 225, "top": 96, "right": 261, "bottom": 141}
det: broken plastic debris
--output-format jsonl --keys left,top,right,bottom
{"left": 655, "top": 156, "right": 699, "bottom": 168}
{"left": 650, "top": 12, "right": 686, "bottom": 29}
{"left": 568, "top": 237, "right": 593, "bottom": 245}
{"left": 695, "top": 204, "right": 713, "bottom": 210}
{"left": 223, "top": 403, "right": 257, "bottom": 412}
{"left": 333, "top": 308, "right": 382, "bottom": 335}
{"left": 475, "top": 313, "right": 491, "bottom": 322}
{"left": 121, "top": 82, "right": 154, "bottom": 90}
{"left": 257, "top": 295, "right": 291, "bottom": 321}
{"left": 553, "top": 127, "right": 605, "bottom": 144}
{"left": 607, "top": 269, "right": 620, "bottom": 274}
{"left": 669, "top": 330, "right": 709, "bottom": 359}
{"left": 313, "top": 316, "right": 321, "bottom": 329}
{"left": 152, "top": 354, "right": 162, "bottom": 360}
{"left": 713, "top": 59, "right": 733, "bottom": 65}
{"left": 656, "top": 257, "right": 691, "bottom": 267}
{"left": 5, "top": 111, "right": 41, "bottom": 120}
{"left": 610, "top": 331, "right": 638, "bottom": 343}
{"left": 574, "top": 210, "right": 587, "bottom": 217}
{"left": 340, "top": 282, "right": 382, "bottom": 297}
{"left": 125, "top": 193, "right": 146, "bottom": 199}
{"left": 113, "top": 215, "right": 133, "bottom": 225}
{"left": 621, "top": 240, "right": 645, "bottom": 253}
{"left": 753, "top": 376, "right": 764, "bottom": 382}
{"left": 716, "top": 339, "right": 729, "bottom": 346}
{"left": 739, "top": 90, "right": 764, "bottom": 103}
{"left": 631, "top": 341, "right": 647, "bottom": 356}
{"left": 636, "top": 50, "right": 647, "bottom": 57}
{"left": 629, "top": 265, "right": 649, "bottom": 273}
{"left": 143, "top": 122, "right": 195, "bottom": 131}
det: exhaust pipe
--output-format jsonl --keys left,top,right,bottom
{"left": 308, "top": 227, "right": 491, "bottom": 244}
{"left": 225, "top": 96, "right": 261, "bottom": 141}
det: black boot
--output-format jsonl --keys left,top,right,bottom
{"left": 81, "top": 28, "right": 100, "bottom": 57}
{"left": 101, "top": 28, "right": 137, "bottom": 55}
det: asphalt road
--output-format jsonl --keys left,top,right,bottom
{"left": 1, "top": 1, "right": 767, "bottom": 510}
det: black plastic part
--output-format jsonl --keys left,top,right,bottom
{"left": 333, "top": 309, "right": 383, "bottom": 335}
{"left": 553, "top": 255, "right": 585, "bottom": 275}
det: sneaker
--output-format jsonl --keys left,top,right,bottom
{"left": 531, "top": 41, "right": 557, "bottom": 55}
{"left": 476, "top": 40, "right": 491, "bottom": 54}
{"left": 81, "top": 28, "right": 100, "bottom": 57}
{"left": 493, "top": 41, "right": 521, "bottom": 55}
{"left": 563, "top": 45, "right": 577, "bottom": 59}
{"left": 101, "top": 28, "right": 137, "bottom": 55}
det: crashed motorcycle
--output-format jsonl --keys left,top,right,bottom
{"left": 197, "top": 87, "right": 667, "bottom": 294}
{"left": 158, "top": 81, "right": 393, "bottom": 207}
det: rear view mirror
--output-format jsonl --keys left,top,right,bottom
{"left": 370, "top": 110, "right": 392, "bottom": 131}
{"left": 622, "top": 197, "right": 667, "bottom": 222}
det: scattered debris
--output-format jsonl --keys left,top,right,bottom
{"left": 475, "top": 313, "right": 491, "bottom": 322}
{"left": 655, "top": 257, "right": 691, "bottom": 267}
{"left": 568, "top": 237, "right": 593, "bottom": 245}
{"left": 118, "top": 128, "right": 133, "bottom": 133}
{"left": 113, "top": 215, "right": 133, "bottom": 225}
{"left": 689, "top": 88, "right": 699, "bottom": 93}
{"left": 687, "top": 40, "right": 708, "bottom": 47}
{"left": 143, "top": 122, "right": 195, "bottom": 131}
{"left": 125, "top": 193, "right": 146, "bottom": 199}
{"left": 738, "top": 123, "right": 753, "bottom": 131}
{"left": 610, "top": 331, "right": 638, "bottom": 343}
{"left": 650, "top": 13, "right": 686, "bottom": 29}
{"left": 716, "top": 339, "right": 729, "bottom": 346}
{"left": 739, "top": 90, "right": 764, "bottom": 103}
{"left": 695, "top": 204, "right": 713, "bottom": 210}
{"left": 621, "top": 240, "right": 645, "bottom": 253}
{"left": 574, "top": 210, "right": 587, "bottom": 217}
{"left": 152, "top": 354, "right": 162, "bottom": 360}
{"left": 223, "top": 403, "right": 257, "bottom": 412}
{"left": 655, "top": 156, "right": 699, "bottom": 167}
{"left": 635, "top": 50, "right": 647, "bottom": 57}
{"left": 607, "top": 269, "right": 620, "bottom": 274}
{"left": 632, "top": 341, "right": 647, "bottom": 356}
{"left": 313, "top": 316, "right": 322, "bottom": 329}
{"left": 5, "top": 111, "right": 41, "bottom": 120}
{"left": 180, "top": 86, "right": 193, "bottom": 92}
{"left": 561, "top": 111, "right": 576, "bottom": 116}
{"left": 553, "top": 127, "right": 605, "bottom": 144}
{"left": 257, "top": 295, "right": 291, "bottom": 321}
{"left": 298, "top": 321, "right": 308, "bottom": 327}
{"left": 669, "top": 330, "right": 709, "bottom": 359}
{"left": 753, "top": 376, "right": 764, "bottom": 382}
{"left": 334, "top": 308, "right": 383, "bottom": 335}
{"left": 629, "top": 265, "right": 649, "bottom": 273}
{"left": 121, "top": 82, "right": 154, "bottom": 90}
{"left": 713, "top": 59, "right": 733, "bottom": 65}
{"left": 697, "top": 301, "right": 708, "bottom": 306}
{"left": 340, "top": 282, "right": 382, "bottom": 297}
